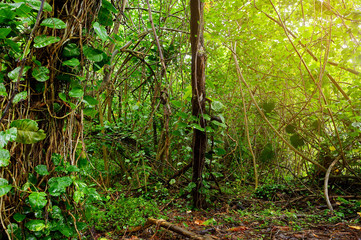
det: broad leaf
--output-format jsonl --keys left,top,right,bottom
{"left": 0, "top": 149, "right": 10, "bottom": 167}
{"left": 83, "top": 46, "right": 105, "bottom": 62}
{"left": 26, "top": 0, "right": 52, "bottom": 12}
{"left": 0, "top": 83, "right": 7, "bottom": 97}
{"left": 13, "top": 91, "right": 27, "bottom": 104}
{"left": 93, "top": 22, "right": 108, "bottom": 41}
{"left": 0, "top": 127, "right": 17, "bottom": 148}
{"left": 0, "top": 178, "right": 12, "bottom": 196}
{"left": 28, "top": 192, "right": 47, "bottom": 210}
{"left": 35, "top": 165, "right": 49, "bottom": 176}
{"left": 13, "top": 213, "right": 26, "bottom": 222}
{"left": 102, "top": 0, "right": 118, "bottom": 13}
{"left": 69, "top": 87, "right": 83, "bottom": 98}
{"left": 62, "top": 43, "right": 80, "bottom": 57}
{"left": 25, "top": 219, "right": 45, "bottom": 232}
{"left": 32, "top": 66, "right": 49, "bottom": 82}
{"left": 11, "top": 119, "right": 46, "bottom": 144}
{"left": 83, "top": 96, "right": 98, "bottom": 106}
{"left": 0, "top": 28, "right": 11, "bottom": 39}
{"left": 62, "top": 58, "right": 80, "bottom": 67}
{"left": 59, "top": 224, "right": 73, "bottom": 237}
{"left": 8, "top": 66, "right": 31, "bottom": 81}
{"left": 41, "top": 18, "right": 66, "bottom": 29}
{"left": 48, "top": 177, "right": 72, "bottom": 196}
{"left": 51, "top": 153, "right": 62, "bottom": 166}
{"left": 98, "top": 7, "right": 113, "bottom": 26}
{"left": 34, "top": 35, "right": 60, "bottom": 48}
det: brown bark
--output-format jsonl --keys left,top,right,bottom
{"left": 190, "top": 0, "right": 207, "bottom": 208}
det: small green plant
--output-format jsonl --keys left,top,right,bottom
{"left": 254, "top": 184, "right": 288, "bottom": 200}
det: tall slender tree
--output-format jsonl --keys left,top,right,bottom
{"left": 190, "top": 0, "right": 207, "bottom": 208}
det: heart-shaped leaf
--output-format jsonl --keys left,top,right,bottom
{"left": 25, "top": 219, "right": 45, "bottom": 232}
{"left": 83, "top": 45, "right": 105, "bottom": 62}
{"left": 62, "top": 43, "right": 80, "bottom": 57}
{"left": 69, "top": 87, "right": 83, "bottom": 98}
{"left": 32, "top": 66, "right": 49, "bottom": 82}
{"left": 13, "top": 91, "right": 27, "bottom": 104}
{"left": 34, "top": 35, "right": 60, "bottom": 48}
{"left": 0, "top": 149, "right": 10, "bottom": 167}
{"left": 28, "top": 192, "right": 47, "bottom": 210}
{"left": 11, "top": 119, "right": 46, "bottom": 144}
{"left": 62, "top": 58, "right": 80, "bottom": 67}
{"left": 0, "top": 178, "right": 12, "bottom": 196}
{"left": 93, "top": 22, "right": 108, "bottom": 41}
{"left": 35, "top": 165, "right": 49, "bottom": 176}
{"left": 41, "top": 18, "right": 66, "bottom": 29}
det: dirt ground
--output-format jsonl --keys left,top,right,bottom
{"left": 97, "top": 196, "right": 361, "bottom": 240}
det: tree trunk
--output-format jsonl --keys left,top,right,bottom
{"left": 190, "top": 0, "right": 207, "bottom": 208}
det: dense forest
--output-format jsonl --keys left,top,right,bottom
{"left": 0, "top": 0, "right": 361, "bottom": 239}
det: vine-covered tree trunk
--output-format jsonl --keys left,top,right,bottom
{"left": 0, "top": 0, "right": 100, "bottom": 238}
{"left": 190, "top": 0, "right": 207, "bottom": 208}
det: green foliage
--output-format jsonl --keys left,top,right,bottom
{"left": 10, "top": 119, "right": 46, "bottom": 144}
{"left": 7, "top": 153, "right": 99, "bottom": 240}
{"left": 89, "top": 195, "right": 160, "bottom": 231}
{"left": 254, "top": 184, "right": 289, "bottom": 200}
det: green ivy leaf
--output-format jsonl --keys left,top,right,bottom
{"left": 34, "top": 165, "right": 49, "bottom": 176}
{"left": 51, "top": 153, "right": 62, "bottom": 166}
{"left": 62, "top": 58, "right": 80, "bottom": 67}
{"left": 83, "top": 96, "right": 98, "bottom": 106}
{"left": 25, "top": 219, "right": 45, "bottom": 232}
{"left": 0, "top": 83, "right": 7, "bottom": 97}
{"left": 34, "top": 35, "right": 60, "bottom": 48}
{"left": 40, "top": 18, "right": 66, "bottom": 29}
{"left": 191, "top": 123, "right": 205, "bottom": 131}
{"left": 13, "top": 91, "right": 27, "bottom": 104}
{"left": 13, "top": 213, "right": 26, "bottom": 222}
{"left": 10, "top": 119, "right": 46, "bottom": 144}
{"left": 83, "top": 45, "right": 105, "bottom": 62}
{"left": 73, "top": 190, "right": 84, "bottom": 203}
{"left": 26, "top": 0, "right": 52, "bottom": 12}
{"left": 290, "top": 133, "right": 305, "bottom": 148}
{"left": 0, "top": 178, "right": 12, "bottom": 197}
{"left": 50, "top": 205, "right": 63, "bottom": 220}
{"left": 93, "top": 22, "right": 108, "bottom": 42}
{"left": 98, "top": 7, "right": 113, "bottom": 26}
{"left": 32, "top": 66, "right": 49, "bottom": 82}
{"left": 8, "top": 66, "right": 31, "bottom": 81}
{"left": 66, "top": 164, "right": 79, "bottom": 172}
{"left": 211, "top": 100, "right": 224, "bottom": 112}
{"left": 59, "top": 92, "right": 67, "bottom": 102}
{"left": 59, "top": 224, "right": 73, "bottom": 237}
{"left": 69, "top": 87, "right": 83, "bottom": 98}
{"left": 102, "top": 0, "right": 118, "bottom": 13}
{"left": 0, "top": 149, "right": 10, "bottom": 167}
{"left": 0, "top": 127, "right": 17, "bottom": 148}
{"left": 28, "top": 192, "right": 47, "bottom": 210}
{"left": 0, "top": 28, "right": 11, "bottom": 39}
{"left": 62, "top": 43, "right": 80, "bottom": 57}
{"left": 48, "top": 177, "right": 72, "bottom": 196}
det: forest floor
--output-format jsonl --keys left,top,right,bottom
{"left": 95, "top": 193, "right": 361, "bottom": 240}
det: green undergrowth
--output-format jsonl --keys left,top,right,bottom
{"left": 87, "top": 194, "right": 161, "bottom": 232}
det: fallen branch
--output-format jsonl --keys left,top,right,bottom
{"left": 123, "top": 218, "right": 213, "bottom": 240}
{"left": 146, "top": 218, "right": 213, "bottom": 240}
